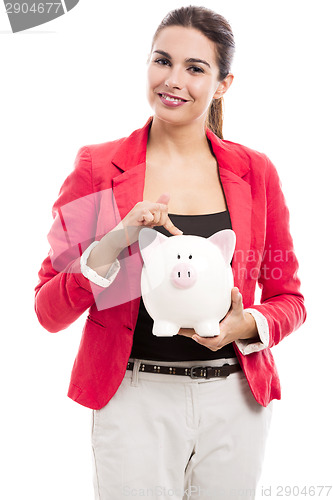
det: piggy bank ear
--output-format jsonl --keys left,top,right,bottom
{"left": 138, "top": 228, "right": 169, "bottom": 264}
{"left": 208, "top": 229, "right": 236, "bottom": 264}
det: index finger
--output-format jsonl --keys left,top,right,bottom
{"left": 163, "top": 216, "right": 183, "bottom": 236}
{"left": 149, "top": 202, "right": 169, "bottom": 213}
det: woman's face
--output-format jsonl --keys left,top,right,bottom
{"left": 146, "top": 26, "right": 231, "bottom": 126}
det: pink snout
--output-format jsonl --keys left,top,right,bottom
{"left": 170, "top": 263, "right": 197, "bottom": 289}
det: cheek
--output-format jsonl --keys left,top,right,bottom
{"left": 147, "top": 65, "right": 162, "bottom": 88}
{"left": 146, "top": 70, "right": 159, "bottom": 105}
{"left": 189, "top": 79, "right": 212, "bottom": 101}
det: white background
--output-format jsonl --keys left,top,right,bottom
{"left": 1, "top": 0, "right": 332, "bottom": 499}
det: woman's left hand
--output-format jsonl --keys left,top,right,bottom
{"left": 177, "top": 287, "right": 259, "bottom": 351}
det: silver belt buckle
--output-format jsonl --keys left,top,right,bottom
{"left": 189, "top": 366, "right": 207, "bottom": 379}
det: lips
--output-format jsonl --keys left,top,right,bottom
{"left": 158, "top": 92, "right": 188, "bottom": 102}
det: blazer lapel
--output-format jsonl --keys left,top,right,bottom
{"left": 110, "top": 116, "right": 153, "bottom": 222}
{"left": 218, "top": 169, "right": 252, "bottom": 289}
{"left": 111, "top": 162, "right": 146, "bottom": 222}
{"left": 205, "top": 129, "right": 252, "bottom": 290}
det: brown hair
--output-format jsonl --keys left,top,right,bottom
{"left": 147, "top": 5, "right": 235, "bottom": 139}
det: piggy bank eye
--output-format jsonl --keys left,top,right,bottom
{"left": 189, "top": 255, "right": 192, "bottom": 259}
{"left": 177, "top": 254, "right": 181, "bottom": 259}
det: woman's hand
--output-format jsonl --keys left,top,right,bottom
{"left": 117, "top": 192, "right": 183, "bottom": 248}
{"left": 87, "top": 193, "right": 182, "bottom": 275}
{"left": 177, "top": 287, "right": 260, "bottom": 351}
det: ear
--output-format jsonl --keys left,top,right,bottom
{"left": 208, "top": 229, "right": 236, "bottom": 264}
{"left": 212, "top": 73, "right": 234, "bottom": 100}
{"left": 213, "top": 84, "right": 225, "bottom": 100}
{"left": 138, "top": 228, "right": 169, "bottom": 264}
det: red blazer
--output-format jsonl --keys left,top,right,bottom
{"left": 34, "top": 115, "right": 306, "bottom": 409}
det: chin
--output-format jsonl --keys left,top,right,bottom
{"left": 158, "top": 107, "right": 204, "bottom": 125}
{"left": 154, "top": 111, "right": 186, "bottom": 124}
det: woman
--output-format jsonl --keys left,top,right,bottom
{"left": 34, "top": 5, "right": 306, "bottom": 500}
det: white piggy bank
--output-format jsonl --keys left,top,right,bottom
{"left": 138, "top": 228, "right": 236, "bottom": 337}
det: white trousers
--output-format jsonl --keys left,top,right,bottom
{"left": 91, "top": 357, "right": 273, "bottom": 500}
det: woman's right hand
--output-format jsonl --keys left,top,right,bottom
{"left": 119, "top": 193, "right": 183, "bottom": 247}
{"left": 86, "top": 193, "right": 182, "bottom": 276}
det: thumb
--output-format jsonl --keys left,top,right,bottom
{"left": 231, "top": 287, "right": 243, "bottom": 310}
{"left": 155, "top": 192, "right": 171, "bottom": 205}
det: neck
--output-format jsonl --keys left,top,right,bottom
{"left": 147, "top": 115, "right": 212, "bottom": 163}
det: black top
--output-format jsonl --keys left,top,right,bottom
{"left": 129, "top": 210, "right": 236, "bottom": 361}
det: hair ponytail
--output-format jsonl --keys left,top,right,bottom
{"left": 206, "top": 96, "right": 224, "bottom": 140}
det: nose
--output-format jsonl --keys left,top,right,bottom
{"left": 165, "top": 65, "right": 184, "bottom": 89}
{"left": 170, "top": 262, "right": 197, "bottom": 289}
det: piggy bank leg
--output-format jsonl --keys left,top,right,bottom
{"left": 194, "top": 321, "right": 220, "bottom": 337}
{"left": 153, "top": 320, "right": 180, "bottom": 337}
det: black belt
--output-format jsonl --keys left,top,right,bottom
{"left": 126, "top": 361, "right": 241, "bottom": 379}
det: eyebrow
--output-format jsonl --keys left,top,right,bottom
{"left": 152, "top": 50, "right": 211, "bottom": 68}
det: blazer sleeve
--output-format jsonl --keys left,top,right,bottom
{"left": 242, "top": 155, "right": 307, "bottom": 348}
{"left": 34, "top": 146, "right": 114, "bottom": 333}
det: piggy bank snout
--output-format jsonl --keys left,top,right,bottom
{"left": 170, "top": 262, "right": 197, "bottom": 289}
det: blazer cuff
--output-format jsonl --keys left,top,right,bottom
{"left": 80, "top": 241, "right": 120, "bottom": 288}
{"left": 235, "top": 308, "right": 270, "bottom": 355}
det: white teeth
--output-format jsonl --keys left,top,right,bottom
{"left": 161, "top": 94, "right": 184, "bottom": 102}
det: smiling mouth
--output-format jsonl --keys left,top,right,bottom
{"left": 158, "top": 93, "right": 188, "bottom": 102}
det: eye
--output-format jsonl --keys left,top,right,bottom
{"left": 189, "top": 255, "right": 192, "bottom": 259}
{"left": 188, "top": 66, "right": 204, "bottom": 74}
{"left": 177, "top": 254, "right": 181, "bottom": 259}
{"left": 154, "top": 58, "right": 170, "bottom": 66}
